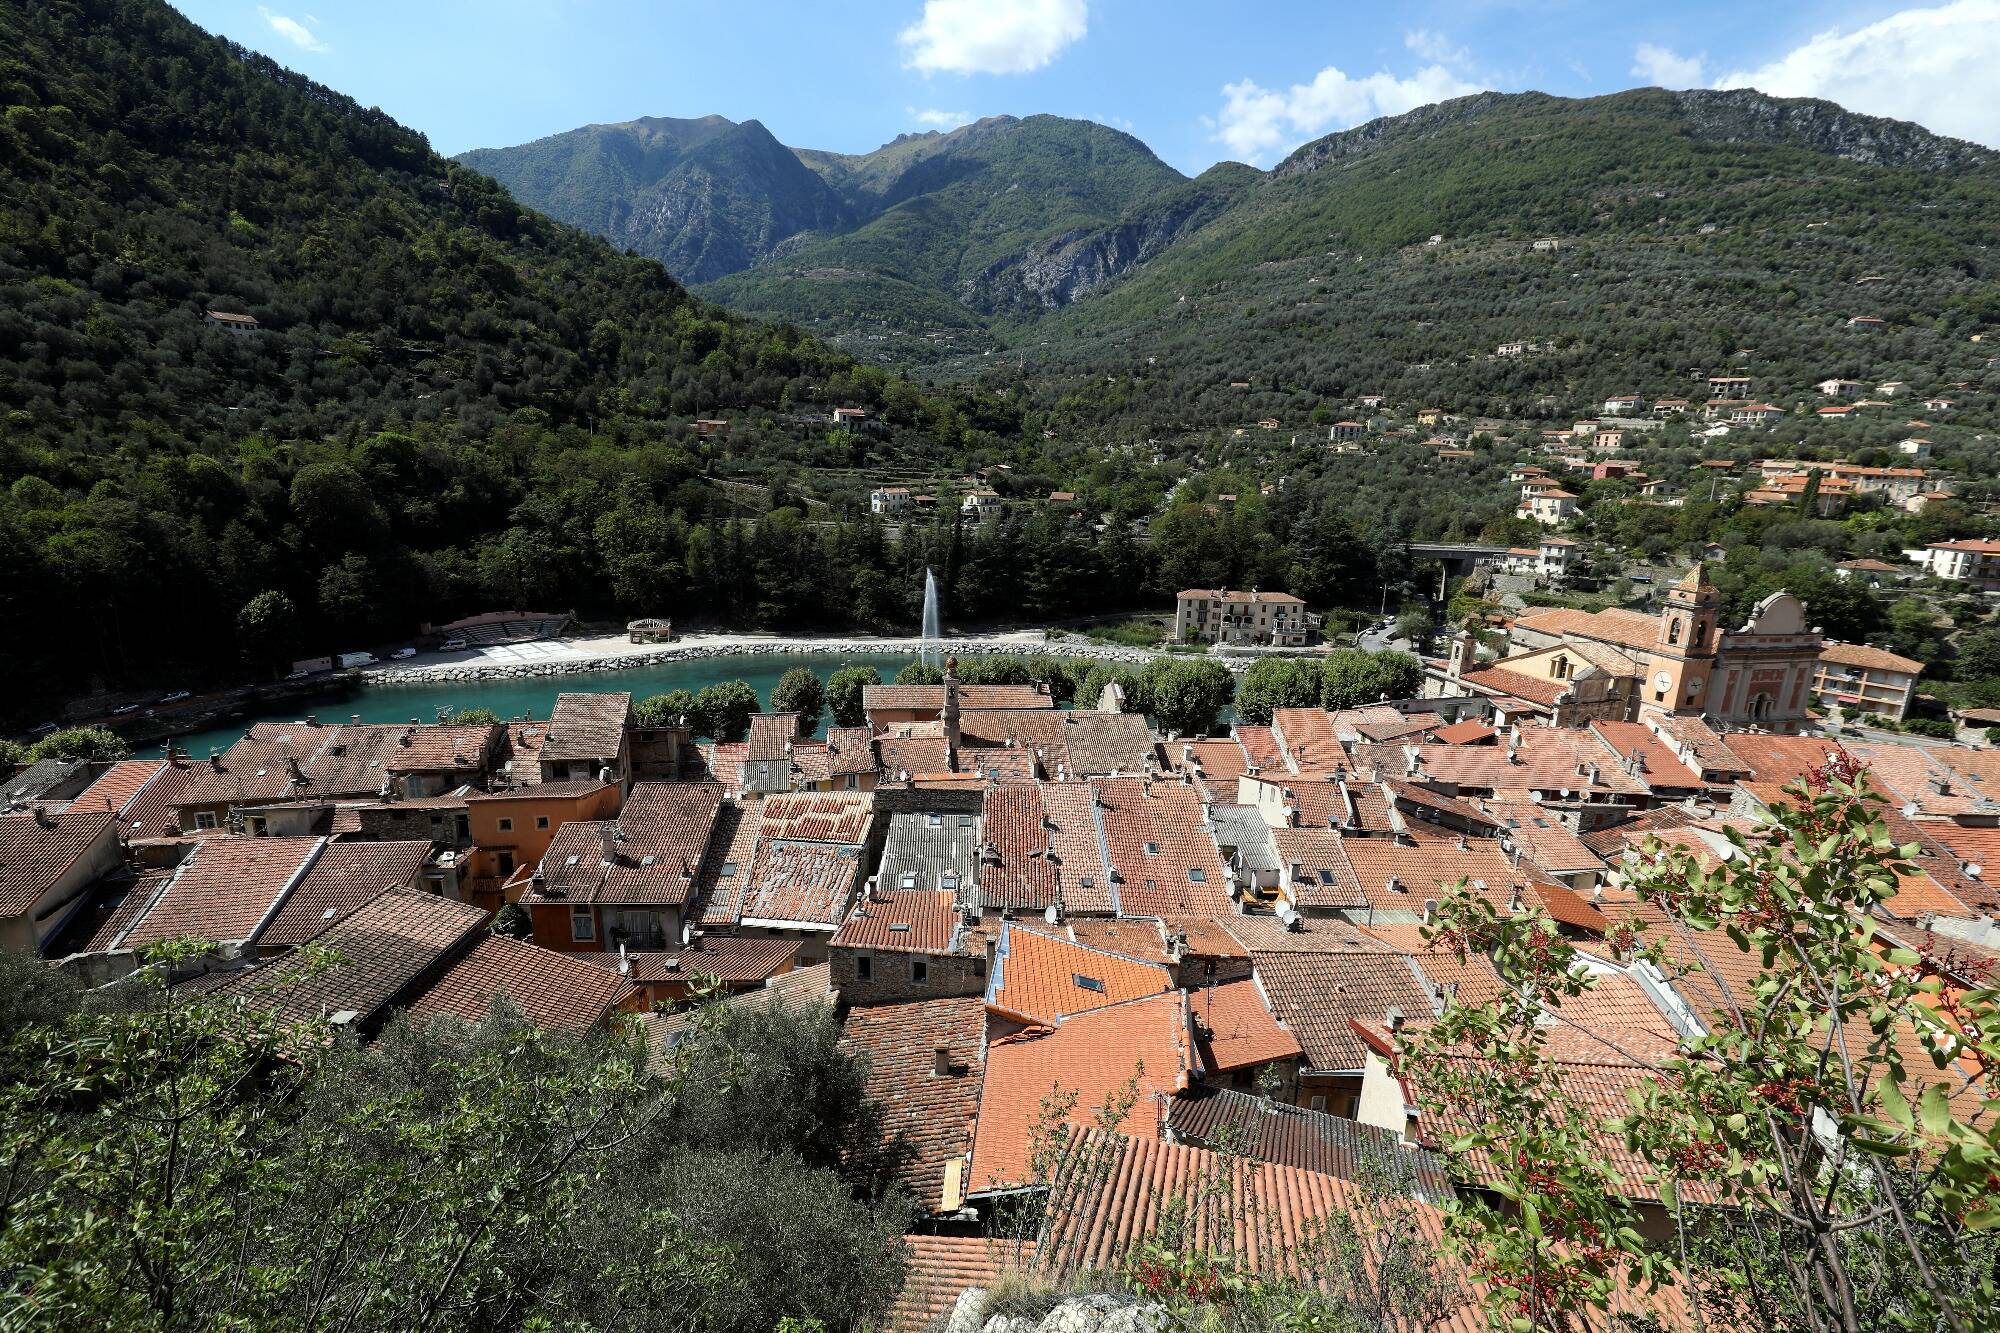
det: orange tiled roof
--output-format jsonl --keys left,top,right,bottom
{"left": 1272, "top": 708, "right": 1342, "bottom": 770}
{"left": 987, "top": 921, "right": 1173, "bottom": 1024}
{"left": 541, "top": 692, "right": 631, "bottom": 763}
{"left": 67, "top": 760, "right": 163, "bottom": 815}
{"left": 219, "top": 888, "right": 487, "bottom": 1025}
{"left": 885, "top": 1236, "right": 1036, "bottom": 1333}
{"left": 973, "top": 782, "right": 1111, "bottom": 914}
{"left": 1190, "top": 976, "right": 1304, "bottom": 1071}
{"left": 1234, "top": 725, "right": 1285, "bottom": 771}
{"left": 0, "top": 809, "right": 117, "bottom": 917}
{"left": 841, "top": 996, "right": 986, "bottom": 1213}
{"left": 832, "top": 888, "right": 957, "bottom": 953}
{"left": 259, "top": 839, "right": 431, "bottom": 948}
{"left": 118, "top": 834, "right": 322, "bottom": 948}
{"left": 967, "top": 991, "right": 1192, "bottom": 1194}
{"left": 1253, "top": 949, "right": 1435, "bottom": 1072}
{"left": 405, "top": 934, "right": 631, "bottom": 1033}
{"left": 1063, "top": 916, "right": 1172, "bottom": 966}
{"left": 1512, "top": 606, "right": 1661, "bottom": 653}
{"left": 740, "top": 843, "right": 862, "bottom": 928}
{"left": 1093, "top": 776, "right": 1234, "bottom": 917}
{"left": 759, "top": 789, "right": 872, "bottom": 844}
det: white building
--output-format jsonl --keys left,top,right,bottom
{"left": 870, "top": 487, "right": 911, "bottom": 517}
{"left": 203, "top": 310, "right": 262, "bottom": 337}
{"left": 1173, "top": 589, "right": 1321, "bottom": 647}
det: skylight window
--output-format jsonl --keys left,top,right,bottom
{"left": 942, "top": 873, "right": 959, "bottom": 890}
{"left": 719, "top": 861, "right": 738, "bottom": 877}
{"left": 1144, "top": 841, "right": 1160, "bottom": 855}
{"left": 889, "top": 922, "right": 912, "bottom": 933}
{"left": 1073, "top": 974, "right": 1105, "bottom": 993}
{"left": 900, "top": 873, "right": 918, "bottom": 889}
{"left": 1187, "top": 868, "right": 1206, "bottom": 883}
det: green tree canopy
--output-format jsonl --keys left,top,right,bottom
{"left": 824, "top": 667, "right": 881, "bottom": 729}
{"left": 1140, "top": 658, "right": 1235, "bottom": 736}
{"left": 1320, "top": 649, "right": 1422, "bottom": 710}
{"left": 694, "top": 680, "right": 760, "bottom": 742}
{"left": 768, "top": 669, "right": 824, "bottom": 734}
{"left": 1233, "top": 657, "right": 1323, "bottom": 725}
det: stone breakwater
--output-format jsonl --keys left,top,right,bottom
{"left": 363, "top": 637, "right": 1235, "bottom": 687}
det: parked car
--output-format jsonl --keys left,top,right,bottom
{"left": 392, "top": 646, "right": 418, "bottom": 659}
{"left": 440, "top": 638, "right": 467, "bottom": 652}
{"left": 157, "top": 690, "right": 191, "bottom": 704}
{"left": 284, "top": 668, "right": 313, "bottom": 681}
{"left": 111, "top": 703, "right": 142, "bottom": 715}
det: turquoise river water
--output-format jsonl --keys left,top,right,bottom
{"left": 164, "top": 652, "right": 924, "bottom": 759}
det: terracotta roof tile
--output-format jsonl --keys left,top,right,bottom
{"left": 1271, "top": 709, "right": 1342, "bottom": 770}
{"left": 988, "top": 922, "right": 1174, "bottom": 1024}
{"left": 1252, "top": 950, "right": 1436, "bottom": 1071}
{"left": 1063, "top": 917, "right": 1172, "bottom": 967}
{"left": 259, "top": 839, "right": 430, "bottom": 948}
{"left": 693, "top": 798, "right": 761, "bottom": 926}
{"left": 579, "top": 935, "right": 800, "bottom": 984}
{"left": 759, "top": 790, "right": 872, "bottom": 844}
{"left": 1166, "top": 1086, "right": 1448, "bottom": 1198}
{"left": 1271, "top": 827, "right": 1364, "bottom": 910}
{"left": 968, "top": 991, "right": 1192, "bottom": 1194}
{"left": 0, "top": 809, "right": 117, "bottom": 917}
{"left": 533, "top": 782, "right": 724, "bottom": 906}
{"left": 841, "top": 997, "right": 987, "bottom": 1212}
{"left": 956, "top": 709, "right": 1158, "bottom": 779}
{"left": 540, "top": 692, "right": 631, "bottom": 763}
{"left": 833, "top": 888, "right": 957, "bottom": 953}
{"left": 1093, "top": 777, "right": 1233, "bottom": 917}
{"left": 885, "top": 1236, "right": 1037, "bottom": 1333}
{"left": 221, "top": 888, "right": 487, "bottom": 1025}
{"left": 1189, "top": 976, "right": 1303, "bottom": 1070}
{"left": 404, "top": 934, "right": 631, "bottom": 1033}
{"left": 975, "top": 783, "right": 1112, "bottom": 914}
{"left": 67, "top": 760, "right": 163, "bottom": 816}
{"left": 1234, "top": 726, "right": 1284, "bottom": 772}
{"left": 741, "top": 842, "right": 862, "bottom": 928}
{"left": 119, "top": 835, "right": 323, "bottom": 948}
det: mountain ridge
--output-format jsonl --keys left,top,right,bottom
{"left": 457, "top": 87, "right": 1997, "bottom": 368}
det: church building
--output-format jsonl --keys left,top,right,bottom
{"left": 1443, "top": 566, "right": 1822, "bottom": 734}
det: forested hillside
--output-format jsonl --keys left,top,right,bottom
{"left": 0, "top": 0, "right": 1032, "bottom": 717}
{"left": 457, "top": 116, "right": 852, "bottom": 283}
{"left": 1004, "top": 88, "right": 2000, "bottom": 433}
{"left": 464, "top": 114, "right": 1188, "bottom": 362}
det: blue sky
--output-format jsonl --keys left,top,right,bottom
{"left": 180, "top": 1, "right": 2000, "bottom": 172}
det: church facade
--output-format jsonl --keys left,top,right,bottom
{"left": 1446, "top": 566, "right": 1821, "bottom": 734}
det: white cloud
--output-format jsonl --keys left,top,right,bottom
{"left": 1631, "top": 42, "right": 1705, "bottom": 87}
{"left": 1404, "top": 29, "right": 1469, "bottom": 67}
{"left": 1091, "top": 112, "right": 1136, "bottom": 132}
{"left": 1712, "top": 0, "right": 2000, "bottom": 147}
{"left": 1213, "top": 63, "right": 1483, "bottom": 163}
{"left": 907, "top": 106, "right": 974, "bottom": 129}
{"left": 258, "top": 6, "right": 327, "bottom": 53}
{"left": 899, "top": 0, "right": 1087, "bottom": 75}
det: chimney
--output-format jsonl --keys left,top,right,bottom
{"left": 599, "top": 823, "right": 617, "bottom": 865}
{"left": 1385, "top": 1008, "right": 1405, "bottom": 1033}
{"left": 208, "top": 749, "right": 223, "bottom": 771}
{"left": 933, "top": 1045, "right": 952, "bottom": 1077}
{"left": 1508, "top": 884, "right": 1524, "bottom": 915}
{"left": 1422, "top": 898, "right": 1437, "bottom": 923}
{"left": 942, "top": 656, "right": 961, "bottom": 772}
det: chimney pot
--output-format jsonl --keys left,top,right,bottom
{"left": 933, "top": 1045, "right": 952, "bottom": 1076}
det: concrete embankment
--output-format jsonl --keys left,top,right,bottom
{"left": 363, "top": 636, "right": 1231, "bottom": 688}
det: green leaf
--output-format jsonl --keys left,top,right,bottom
{"left": 1879, "top": 1082, "right": 1914, "bottom": 1130}
{"left": 1918, "top": 1083, "right": 1952, "bottom": 1136}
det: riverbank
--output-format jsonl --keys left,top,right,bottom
{"left": 361, "top": 630, "right": 1218, "bottom": 687}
